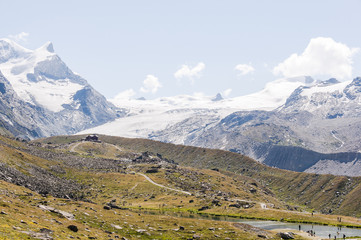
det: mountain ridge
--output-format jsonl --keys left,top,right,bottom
{"left": 81, "top": 76, "right": 361, "bottom": 176}
{"left": 2, "top": 39, "right": 361, "bottom": 177}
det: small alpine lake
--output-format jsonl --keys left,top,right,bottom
{"left": 131, "top": 208, "right": 361, "bottom": 238}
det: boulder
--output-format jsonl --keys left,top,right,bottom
{"left": 103, "top": 205, "right": 111, "bottom": 210}
{"left": 198, "top": 206, "right": 209, "bottom": 211}
{"left": 67, "top": 225, "right": 78, "bottom": 232}
{"left": 277, "top": 232, "right": 294, "bottom": 239}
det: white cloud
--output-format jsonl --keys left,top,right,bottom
{"left": 222, "top": 88, "right": 232, "bottom": 97}
{"left": 234, "top": 64, "right": 255, "bottom": 75}
{"left": 174, "top": 62, "right": 205, "bottom": 84}
{"left": 140, "top": 75, "right": 162, "bottom": 94}
{"left": 273, "top": 37, "right": 360, "bottom": 80}
{"left": 112, "top": 89, "right": 136, "bottom": 100}
{"left": 193, "top": 92, "right": 206, "bottom": 98}
{"left": 8, "top": 32, "right": 29, "bottom": 43}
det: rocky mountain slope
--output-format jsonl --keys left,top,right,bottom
{"left": 2, "top": 133, "right": 361, "bottom": 239}
{"left": 0, "top": 39, "right": 123, "bottom": 139}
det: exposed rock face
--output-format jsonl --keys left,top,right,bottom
{"left": 263, "top": 146, "right": 361, "bottom": 173}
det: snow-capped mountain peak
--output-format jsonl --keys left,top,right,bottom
{"left": 212, "top": 93, "right": 223, "bottom": 101}
{"left": 0, "top": 40, "right": 84, "bottom": 112}
{"left": 0, "top": 39, "right": 120, "bottom": 139}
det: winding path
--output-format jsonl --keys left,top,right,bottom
{"left": 130, "top": 183, "right": 139, "bottom": 191}
{"left": 111, "top": 144, "right": 122, "bottom": 152}
{"left": 137, "top": 173, "right": 192, "bottom": 195}
{"left": 70, "top": 142, "right": 82, "bottom": 152}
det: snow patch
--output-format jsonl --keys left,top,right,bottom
{"left": 301, "top": 80, "right": 351, "bottom": 98}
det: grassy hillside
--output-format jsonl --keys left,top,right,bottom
{"left": 1, "top": 134, "right": 361, "bottom": 239}
{"left": 0, "top": 178, "right": 277, "bottom": 240}
{"left": 41, "top": 134, "right": 361, "bottom": 217}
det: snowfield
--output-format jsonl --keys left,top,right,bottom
{"left": 79, "top": 76, "right": 314, "bottom": 139}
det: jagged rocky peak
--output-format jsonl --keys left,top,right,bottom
{"left": 0, "top": 39, "right": 122, "bottom": 139}
{"left": 0, "top": 39, "right": 91, "bottom": 112}
{"left": 343, "top": 77, "right": 361, "bottom": 100}
{"left": 351, "top": 76, "right": 361, "bottom": 86}
{"left": 212, "top": 93, "right": 223, "bottom": 101}
{"left": 37, "top": 41, "right": 54, "bottom": 53}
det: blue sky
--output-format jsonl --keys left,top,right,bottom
{"left": 2, "top": 0, "right": 361, "bottom": 99}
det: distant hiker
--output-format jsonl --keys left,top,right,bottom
{"left": 298, "top": 225, "right": 301, "bottom": 231}
{"left": 343, "top": 234, "right": 346, "bottom": 239}
{"left": 328, "top": 233, "right": 331, "bottom": 239}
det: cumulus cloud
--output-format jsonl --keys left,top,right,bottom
{"left": 140, "top": 75, "right": 162, "bottom": 93}
{"left": 234, "top": 64, "right": 255, "bottom": 75}
{"left": 112, "top": 89, "right": 136, "bottom": 100}
{"left": 273, "top": 37, "right": 359, "bottom": 80}
{"left": 222, "top": 88, "right": 232, "bottom": 97}
{"left": 8, "top": 32, "right": 29, "bottom": 43}
{"left": 174, "top": 62, "right": 205, "bottom": 84}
